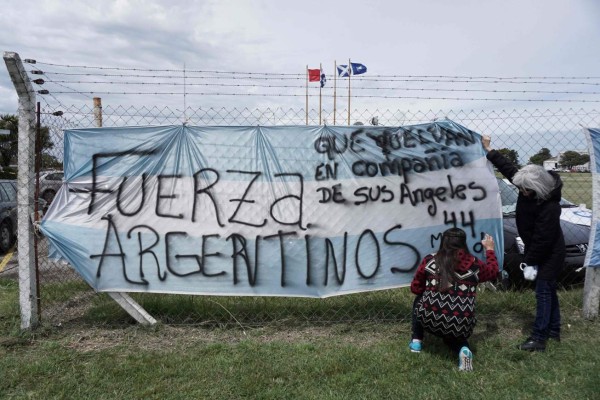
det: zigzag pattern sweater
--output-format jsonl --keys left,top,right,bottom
{"left": 410, "top": 250, "right": 499, "bottom": 338}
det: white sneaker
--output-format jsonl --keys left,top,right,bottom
{"left": 458, "top": 346, "right": 473, "bottom": 371}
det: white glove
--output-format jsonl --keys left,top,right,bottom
{"left": 520, "top": 263, "right": 538, "bottom": 281}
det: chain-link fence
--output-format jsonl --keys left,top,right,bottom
{"left": 0, "top": 103, "right": 589, "bottom": 328}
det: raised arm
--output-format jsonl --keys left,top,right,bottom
{"left": 478, "top": 233, "right": 499, "bottom": 282}
{"left": 482, "top": 134, "right": 519, "bottom": 181}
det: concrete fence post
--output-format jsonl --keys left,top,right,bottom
{"left": 3, "top": 51, "right": 38, "bottom": 329}
{"left": 583, "top": 267, "right": 600, "bottom": 319}
{"left": 582, "top": 126, "right": 599, "bottom": 319}
{"left": 93, "top": 97, "right": 102, "bottom": 127}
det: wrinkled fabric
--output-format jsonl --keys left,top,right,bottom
{"left": 41, "top": 122, "right": 503, "bottom": 297}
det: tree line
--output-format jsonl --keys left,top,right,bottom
{"left": 0, "top": 114, "right": 62, "bottom": 171}
{"left": 496, "top": 147, "right": 589, "bottom": 170}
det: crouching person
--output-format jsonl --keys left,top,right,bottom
{"left": 409, "top": 228, "right": 498, "bottom": 371}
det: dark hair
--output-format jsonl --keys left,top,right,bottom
{"left": 434, "top": 228, "right": 469, "bottom": 291}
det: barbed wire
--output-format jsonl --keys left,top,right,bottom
{"left": 356, "top": 77, "right": 600, "bottom": 86}
{"left": 38, "top": 91, "right": 600, "bottom": 103}
{"left": 46, "top": 107, "right": 600, "bottom": 120}
{"left": 33, "top": 61, "right": 302, "bottom": 76}
{"left": 41, "top": 71, "right": 305, "bottom": 80}
{"left": 44, "top": 79, "right": 93, "bottom": 100}
{"left": 38, "top": 79, "right": 600, "bottom": 95}
{"left": 30, "top": 61, "right": 600, "bottom": 81}
{"left": 36, "top": 71, "right": 600, "bottom": 86}
{"left": 25, "top": 59, "right": 600, "bottom": 106}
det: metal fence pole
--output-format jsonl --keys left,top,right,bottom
{"left": 3, "top": 51, "right": 38, "bottom": 329}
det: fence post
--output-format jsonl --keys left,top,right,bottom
{"left": 3, "top": 51, "right": 38, "bottom": 329}
{"left": 582, "top": 125, "right": 599, "bottom": 319}
{"left": 92, "top": 94, "right": 157, "bottom": 325}
{"left": 93, "top": 97, "right": 103, "bottom": 127}
{"left": 583, "top": 267, "right": 600, "bottom": 319}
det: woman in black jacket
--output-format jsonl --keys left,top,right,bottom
{"left": 483, "top": 135, "right": 564, "bottom": 351}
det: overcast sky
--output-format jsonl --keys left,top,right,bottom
{"left": 2, "top": 0, "right": 600, "bottom": 117}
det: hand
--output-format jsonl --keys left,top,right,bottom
{"left": 482, "top": 135, "right": 492, "bottom": 152}
{"left": 481, "top": 233, "right": 494, "bottom": 251}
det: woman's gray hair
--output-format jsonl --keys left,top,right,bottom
{"left": 512, "top": 164, "right": 556, "bottom": 200}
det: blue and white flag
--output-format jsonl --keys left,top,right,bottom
{"left": 337, "top": 64, "right": 350, "bottom": 77}
{"left": 584, "top": 127, "right": 600, "bottom": 268}
{"left": 41, "top": 121, "right": 503, "bottom": 298}
{"left": 337, "top": 63, "right": 367, "bottom": 77}
{"left": 320, "top": 71, "right": 326, "bottom": 88}
{"left": 351, "top": 62, "right": 367, "bottom": 75}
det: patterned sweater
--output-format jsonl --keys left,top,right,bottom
{"left": 410, "top": 249, "right": 499, "bottom": 338}
{"left": 411, "top": 250, "right": 498, "bottom": 295}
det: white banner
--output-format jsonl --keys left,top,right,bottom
{"left": 41, "top": 121, "right": 503, "bottom": 297}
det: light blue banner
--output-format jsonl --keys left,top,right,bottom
{"left": 41, "top": 121, "right": 504, "bottom": 297}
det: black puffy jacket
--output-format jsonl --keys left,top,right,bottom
{"left": 486, "top": 150, "right": 565, "bottom": 280}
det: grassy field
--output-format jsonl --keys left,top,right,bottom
{"left": 2, "top": 278, "right": 600, "bottom": 399}
{"left": 496, "top": 171, "right": 592, "bottom": 209}
{"left": 559, "top": 172, "right": 593, "bottom": 209}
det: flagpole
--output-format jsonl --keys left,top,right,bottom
{"left": 347, "top": 58, "right": 351, "bottom": 125}
{"left": 305, "top": 65, "right": 309, "bottom": 125}
{"left": 333, "top": 60, "right": 337, "bottom": 125}
{"left": 319, "top": 63, "right": 322, "bottom": 125}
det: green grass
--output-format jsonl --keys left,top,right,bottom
{"left": 559, "top": 172, "right": 592, "bottom": 209}
{"left": 1, "top": 278, "right": 600, "bottom": 399}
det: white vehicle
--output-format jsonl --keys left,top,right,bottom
{"left": 37, "top": 170, "right": 64, "bottom": 205}
{"left": 559, "top": 198, "right": 592, "bottom": 226}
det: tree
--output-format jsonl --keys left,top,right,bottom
{"left": 560, "top": 151, "right": 590, "bottom": 169}
{"left": 529, "top": 148, "right": 552, "bottom": 165}
{"left": 497, "top": 148, "right": 520, "bottom": 167}
{"left": 0, "top": 114, "right": 55, "bottom": 167}
{"left": 41, "top": 153, "right": 63, "bottom": 170}
{"left": 0, "top": 114, "right": 18, "bottom": 167}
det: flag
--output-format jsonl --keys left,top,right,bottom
{"left": 351, "top": 62, "right": 367, "bottom": 75}
{"left": 320, "top": 71, "right": 326, "bottom": 88}
{"left": 337, "top": 63, "right": 367, "bottom": 77}
{"left": 337, "top": 64, "right": 350, "bottom": 77}
{"left": 308, "top": 69, "right": 321, "bottom": 82}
